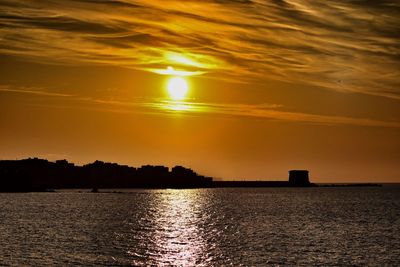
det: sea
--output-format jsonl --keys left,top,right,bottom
{"left": 0, "top": 186, "right": 399, "bottom": 266}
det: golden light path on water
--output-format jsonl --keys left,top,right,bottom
{"left": 145, "top": 52, "right": 214, "bottom": 263}
{"left": 129, "top": 190, "right": 211, "bottom": 266}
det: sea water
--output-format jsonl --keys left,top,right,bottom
{"left": 0, "top": 187, "right": 399, "bottom": 266}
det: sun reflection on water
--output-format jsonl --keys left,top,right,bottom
{"left": 131, "top": 190, "right": 210, "bottom": 266}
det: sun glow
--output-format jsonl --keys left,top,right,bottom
{"left": 167, "top": 77, "right": 188, "bottom": 100}
{"left": 151, "top": 66, "right": 204, "bottom": 76}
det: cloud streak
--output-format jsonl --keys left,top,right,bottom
{"left": 0, "top": 0, "right": 399, "bottom": 98}
{"left": 7, "top": 85, "right": 396, "bottom": 128}
{"left": 0, "top": 85, "right": 73, "bottom": 97}
{"left": 109, "top": 99, "right": 400, "bottom": 128}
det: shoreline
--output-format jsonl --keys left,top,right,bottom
{"left": 0, "top": 182, "right": 383, "bottom": 193}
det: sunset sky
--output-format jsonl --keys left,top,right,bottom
{"left": 1, "top": 0, "right": 399, "bottom": 182}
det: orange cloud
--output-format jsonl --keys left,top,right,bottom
{"left": 0, "top": 0, "right": 399, "bottom": 99}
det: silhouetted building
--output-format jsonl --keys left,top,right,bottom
{"left": 288, "top": 170, "right": 310, "bottom": 186}
{"left": 0, "top": 158, "right": 213, "bottom": 191}
{"left": 171, "top": 166, "right": 196, "bottom": 178}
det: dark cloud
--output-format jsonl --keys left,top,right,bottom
{"left": 0, "top": 13, "right": 120, "bottom": 34}
{"left": 89, "top": 33, "right": 160, "bottom": 48}
{"left": 70, "top": 0, "right": 141, "bottom": 8}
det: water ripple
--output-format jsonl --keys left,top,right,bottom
{"left": 0, "top": 187, "right": 399, "bottom": 266}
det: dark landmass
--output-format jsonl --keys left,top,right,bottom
{"left": 213, "top": 181, "right": 296, "bottom": 187}
{"left": 318, "top": 183, "right": 382, "bottom": 187}
{"left": 0, "top": 158, "right": 380, "bottom": 192}
{"left": 0, "top": 158, "right": 213, "bottom": 192}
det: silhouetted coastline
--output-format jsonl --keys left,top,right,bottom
{"left": 0, "top": 158, "right": 379, "bottom": 192}
{"left": 318, "top": 183, "right": 382, "bottom": 187}
{"left": 0, "top": 158, "right": 214, "bottom": 192}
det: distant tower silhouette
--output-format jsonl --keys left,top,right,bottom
{"left": 289, "top": 170, "right": 310, "bottom": 186}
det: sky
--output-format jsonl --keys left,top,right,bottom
{"left": 0, "top": 0, "right": 399, "bottom": 182}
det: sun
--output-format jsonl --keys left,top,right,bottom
{"left": 167, "top": 77, "right": 188, "bottom": 100}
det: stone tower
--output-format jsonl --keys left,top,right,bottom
{"left": 288, "top": 170, "right": 310, "bottom": 186}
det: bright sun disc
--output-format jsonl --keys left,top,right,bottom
{"left": 167, "top": 77, "right": 188, "bottom": 100}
